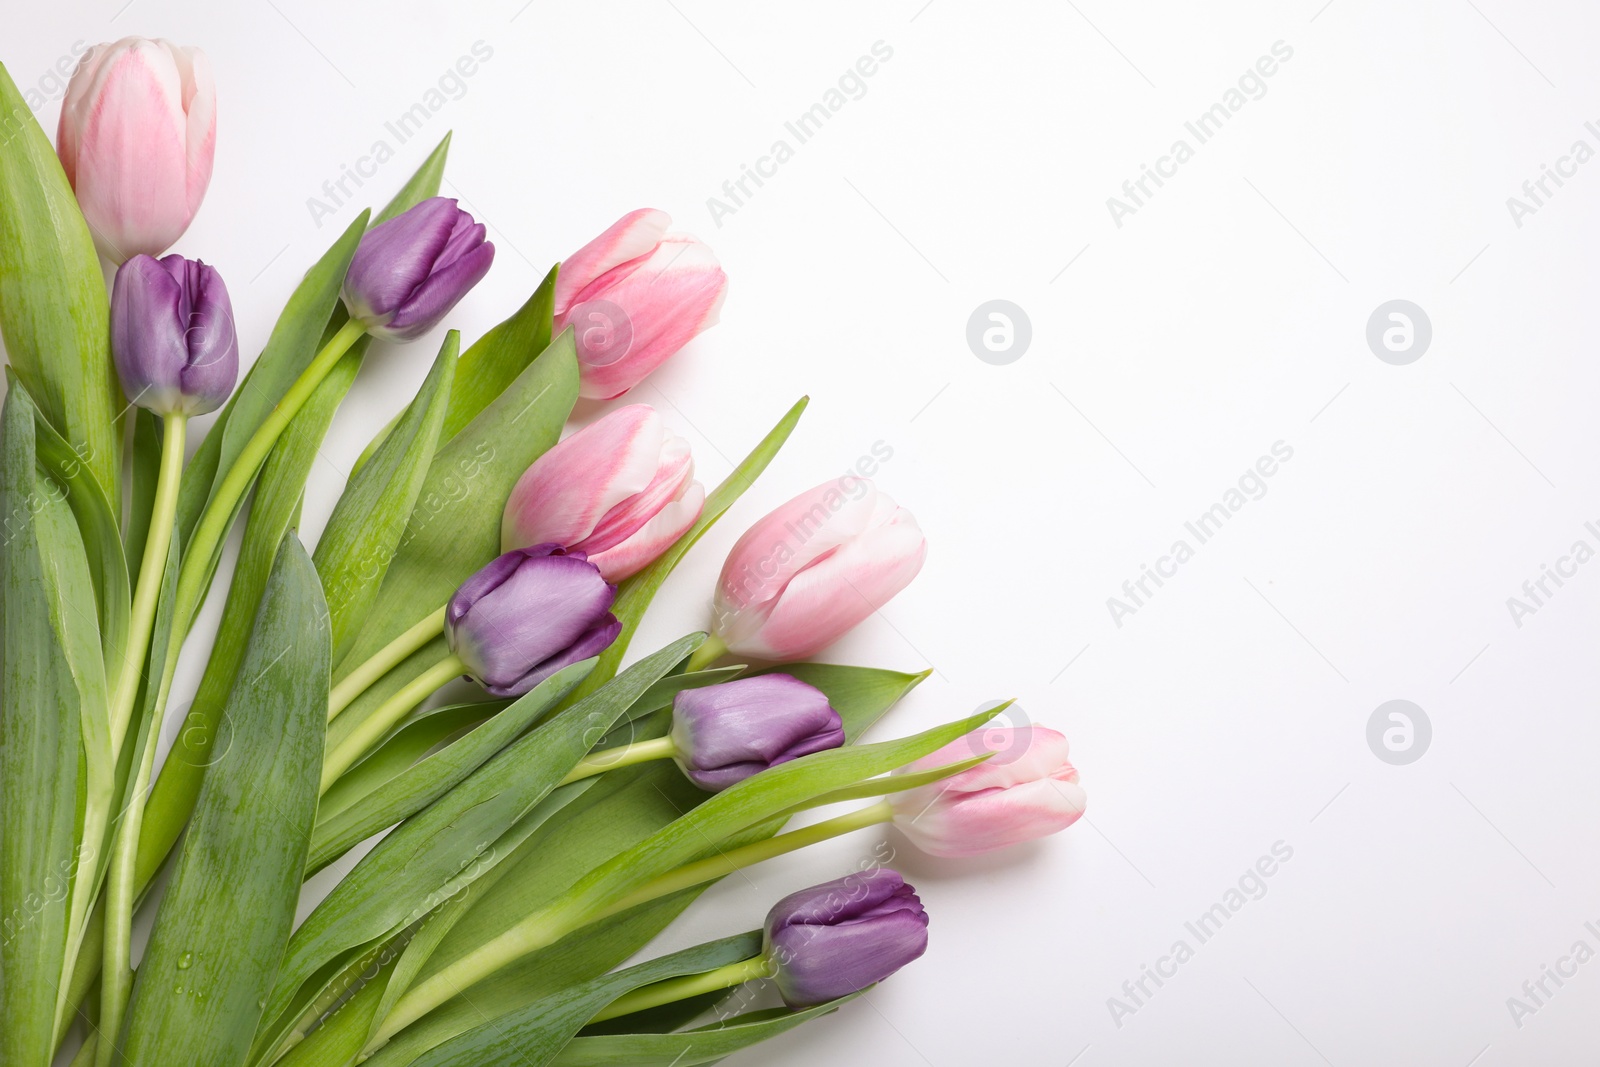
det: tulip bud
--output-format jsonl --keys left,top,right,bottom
{"left": 889, "top": 726, "right": 1084, "bottom": 858}
{"left": 668, "top": 674, "right": 844, "bottom": 791}
{"left": 58, "top": 37, "right": 216, "bottom": 262}
{"left": 554, "top": 209, "right": 727, "bottom": 400}
{"left": 109, "top": 254, "right": 238, "bottom": 416}
{"left": 342, "top": 197, "right": 494, "bottom": 342}
{"left": 501, "top": 405, "right": 704, "bottom": 582}
{"left": 444, "top": 545, "right": 620, "bottom": 697}
{"left": 712, "top": 478, "right": 926, "bottom": 661}
{"left": 764, "top": 869, "right": 929, "bottom": 1007}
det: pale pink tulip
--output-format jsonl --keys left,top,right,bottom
{"left": 58, "top": 37, "right": 216, "bottom": 262}
{"left": 501, "top": 404, "right": 704, "bottom": 582}
{"left": 712, "top": 478, "right": 926, "bottom": 661}
{"left": 890, "top": 726, "right": 1085, "bottom": 858}
{"left": 554, "top": 209, "right": 727, "bottom": 400}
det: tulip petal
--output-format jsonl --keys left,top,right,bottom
{"left": 553, "top": 208, "right": 671, "bottom": 316}
{"left": 582, "top": 480, "right": 703, "bottom": 582}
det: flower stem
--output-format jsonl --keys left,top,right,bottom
{"left": 683, "top": 632, "right": 727, "bottom": 673}
{"left": 108, "top": 413, "right": 185, "bottom": 759}
{"left": 95, "top": 416, "right": 187, "bottom": 1067}
{"left": 171, "top": 318, "right": 365, "bottom": 638}
{"left": 368, "top": 800, "right": 894, "bottom": 1051}
{"left": 320, "top": 653, "right": 464, "bottom": 792}
{"left": 588, "top": 954, "right": 771, "bottom": 1025}
{"left": 558, "top": 736, "right": 678, "bottom": 785}
{"left": 328, "top": 604, "right": 446, "bottom": 721}
{"left": 592, "top": 801, "right": 895, "bottom": 923}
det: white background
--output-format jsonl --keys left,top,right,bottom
{"left": 12, "top": 1, "right": 1600, "bottom": 1064}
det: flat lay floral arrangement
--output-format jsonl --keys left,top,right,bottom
{"left": 0, "top": 36, "right": 1086, "bottom": 1067}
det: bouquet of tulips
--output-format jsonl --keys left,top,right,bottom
{"left": 0, "top": 36, "right": 1087, "bottom": 1067}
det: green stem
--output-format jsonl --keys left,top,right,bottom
{"left": 109, "top": 414, "right": 185, "bottom": 758}
{"left": 328, "top": 604, "right": 446, "bottom": 721}
{"left": 171, "top": 318, "right": 365, "bottom": 635}
{"left": 94, "top": 414, "right": 187, "bottom": 1067}
{"left": 588, "top": 954, "right": 770, "bottom": 1025}
{"left": 368, "top": 800, "right": 894, "bottom": 1052}
{"left": 558, "top": 736, "right": 678, "bottom": 785}
{"left": 683, "top": 632, "right": 727, "bottom": 673}
{"left": 320, "top": 654, "right": 464, "bottom": 792}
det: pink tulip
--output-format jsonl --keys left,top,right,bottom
{"left": 58, "top": 37, "right": 216, "bottom": 263}
{"left": 712, "top": 477, "right": 926, "bottom": 661}
{"left": 501, "top": 404, "right": 705, "bottom": 582}
{"left": 889, "top": 726, "right": 1085, "bottom": 858}
{"left": 554, "top": 209, "right": 727, "bottom": 400}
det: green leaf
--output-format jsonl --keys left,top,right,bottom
{"left": 134, "top": 347, "right": 363, "bottom": 892}
{"left": 373, "top": 134, "right": 452, "bottom": 227}
{"left": 258, "top": 635, "right": 702, "bottom": 1057}
{"left": 315, "top": 701, "right": 503, "bottom": 825}
{"left": 352, "top": 266, "right": 559, "bottom": 478}
{"left": 306, "top": 658, "right": 593, "bottom": 875}
{"left": 411, "top": 934, "right": 764, "bottom": 1067}
{"left": 0, "top": 64, "right": 121, "bottom": 507}
{"left": 0, "top": 385, "right": 89, "bottom": 1065}
{"left": 556, "top": 397, "right": 808, "bottom": 712}
{"left": 315, "top": 331, "right": 457, "bottom": 660}
{"left": 553, "top": 999, "right": 862, "bottom": 1067}
{"left": 334, "top": 328, "right": 578, "bottom": 680}
{"left": 123, "top": 412, "right": 162, "bottom": 590}
{"left": 370, "top": 665, "right": 926, "bottom": 1065}
{"left": 117, "top": 534, "right": 329, "bottom": 1067}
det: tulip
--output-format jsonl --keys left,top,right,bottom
{"left": 705, "top": 477, "right": 926, "bottom": 664}
{"left": 501, "top": 404, "right": 704, "bottom": 582}
{"left": 889, "top": 726, "right": 1085, "bottom": 858}
{"left": 58, "top": 37, "right": 216, "bottom": 262}
{"left": 444, "top": 545, "right": 621, "bottom": 698}
{"left": 765, "top": 869, "right": 929, "bottom": 1007}
{"left": 343, "top": 197, "right": 495, "bottom": 342}
{"left": 555, "top": 208, "right": 727, "bottom": 400}
{"left": 669, "top": 674, "right": 844, "bottom": 790}
{"left": 110, "top": 254, "right": 238, "bottom": 416}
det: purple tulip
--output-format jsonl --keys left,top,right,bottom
{"left": 109, "top": 253, "right": 238, "bottom": 416}
{"left": 342, "top": 197, "right": 495, "bottom": 341}
{"left": 444, "top": 545, "right": 620, "bottom": 697}
{"left": 764, "top": 869, "right": 929, "bottom": 1007}
{"left": 669, "top": 674, "right": 844, "bottom": 791}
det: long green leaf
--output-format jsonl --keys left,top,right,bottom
{"left": 316, "top": 331, "right": 456, "bottom": 660}
{"left": 315, "top": 702, "right": 503, "bottom": 825}
{"left": 0, "top": 385, "right": 88, "bottom": 1066}
{"left": 414, "top": 933, "right": 765, "bottom": 1067}
{"left": 0, "top": 64, "right": 121, "bottom": 507}
{"left": 552, "top": 999, "right": 861, "bottom": 1066}
{"left": 117, "top": 535, "right": 329, "bottom": 1067}
{"left": 306, "top": 657, "right": 592, "bottom": 874}
{"left": 134, "top": 346, "right": 362, "bottom": 891}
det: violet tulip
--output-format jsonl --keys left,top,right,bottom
{"left": 765, "top": 869, "right": 929, "bottom": 1007}
{"left": 444, "top": 545, "right": 620, "bottom": 697}
{"left": 110, "top": 253, "right": 238, "bottom": 416}
{"left": 669, "top": 674, "right": 844, "bottom": 790}
{"left": 889, "top": 726, "right": 1085, "bottom": 858}
{"left": 58, "top": 37, "right": 216, "bottom": 262}
{"left": 555, "top": 209, "right": 727, "bottom": 400}
{"left": 342, "top": 197, "right": 494, "bottom": 341}
{"left": 709, "top": 478, "right": 926, "bottom": 662}
{"left": 501, "top": 404, "right": 704, "bottom": 582}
